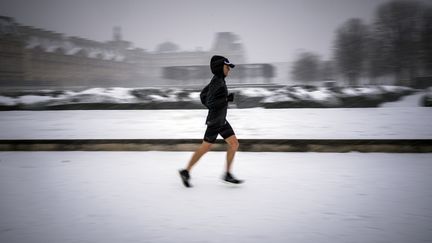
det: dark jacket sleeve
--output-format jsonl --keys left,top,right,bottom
{"left": 207, "top": 80, "right": 227, "bottom": 110}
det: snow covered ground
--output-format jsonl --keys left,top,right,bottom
{"left": 0, "top": 106, "right": 431, "bottom": 139}
{"left": 0, "top": 91, "right": 430, "bottom": 140}
{"left": 0, "top": 151, "right": 431, "bottom": 243}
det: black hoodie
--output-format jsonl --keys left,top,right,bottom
{"left": 205, "top": 55, "right": 230, "bottom": 127}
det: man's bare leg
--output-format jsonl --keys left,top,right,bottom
{"left": 186, "top": 141, "right": 213, "bottom": 171}
{"left": 224, "top": 135, "right": 239, "bottom": 172}
{"left": 223, "top": 135, "right": 243, "bottom": 184}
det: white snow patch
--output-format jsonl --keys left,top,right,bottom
{"left": 261, "top": 94, "right": 294, "bottom": 103}
{"left": 188, "top": 92, "right": 200, "bottom": 100}
{"left": 239, "top": 88, "right": 274, "bottom": 97}
{"left": 16, "top": 95, "right": 59, "bottom": 105}
{"left": 66, "top": 87, "right": 137, "bottom": 103}
{"left": 308, "top": 87, "right": 336, "bottom": 101}
{"left": 0, "top": 96, "right": 16, "bottom": 106}
{"left": 289, "top": 86, "right": 312, "bottom": 99}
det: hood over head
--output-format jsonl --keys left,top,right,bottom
{"left": 210, "top": 55, "right": 235, "bottom": 77}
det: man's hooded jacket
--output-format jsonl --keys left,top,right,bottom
{"left": 204, "top": 55, "right": 233, "bottom": 127}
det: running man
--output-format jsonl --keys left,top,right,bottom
{"left": 179, "top": 55, "right": 244, "bottom": 188}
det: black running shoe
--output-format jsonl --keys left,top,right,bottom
{"left": 179, "top": 169, "right": 192, "bottom": 188}
{"left": 223, "top": 172, "right": 244, "bottom": 184}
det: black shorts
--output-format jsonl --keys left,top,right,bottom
{"left": 203, "top": 120, "right": 235, "bottom": 143}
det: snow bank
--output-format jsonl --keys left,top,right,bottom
{"left": 0, "top": 85, "right": 416, "bottom": 110}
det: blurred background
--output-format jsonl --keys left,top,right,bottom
{"left": 0, "top": 0, "right": 431, "bottom": 109}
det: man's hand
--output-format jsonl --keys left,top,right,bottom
{"left": 227, "top": 93, "right": 235, "bottom": 102}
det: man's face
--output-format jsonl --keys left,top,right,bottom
{"left": 223, "top": 64, "right": 230, "bottom": 76}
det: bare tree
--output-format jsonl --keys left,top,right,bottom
{"left": 291, "top": 52, "right": 321, "bottom": 82}
{"left": 420, "top": 6, "right": 432, "bottom": 75}
{"left": 334, "top": 18, "right": 369, "bottom": 86}
{"left": 373, "top": 0, "right": 425, "bottom": 85}
{"left": 320, "top": 60, "right": 336, "bottom": 81}
{"left": 365, "top": 32, "right": 390, "bottom": 85}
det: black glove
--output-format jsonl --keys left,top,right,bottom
{"left": 227, "top": 93, "right": 235, "bottom": 102}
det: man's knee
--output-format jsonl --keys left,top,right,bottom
{"left": 201, "top": 142, "right": 213, "bottom": 152}
{"left": 229, "top": 140, "right": 239, "bottom": 151}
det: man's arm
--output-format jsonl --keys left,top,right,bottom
{"left": 207, "top": 82, "right": 227, "bottom": 110}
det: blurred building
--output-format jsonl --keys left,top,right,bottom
{"left": 0, "top": 16, "right": 274, "bottom": 89}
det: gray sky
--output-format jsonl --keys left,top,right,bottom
{"left": 1, "top": 0, "right": 392, "bottom": 63}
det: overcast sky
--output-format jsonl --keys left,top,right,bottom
{"left": 1, "top": 0, "right": 398, "bottom": 63}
